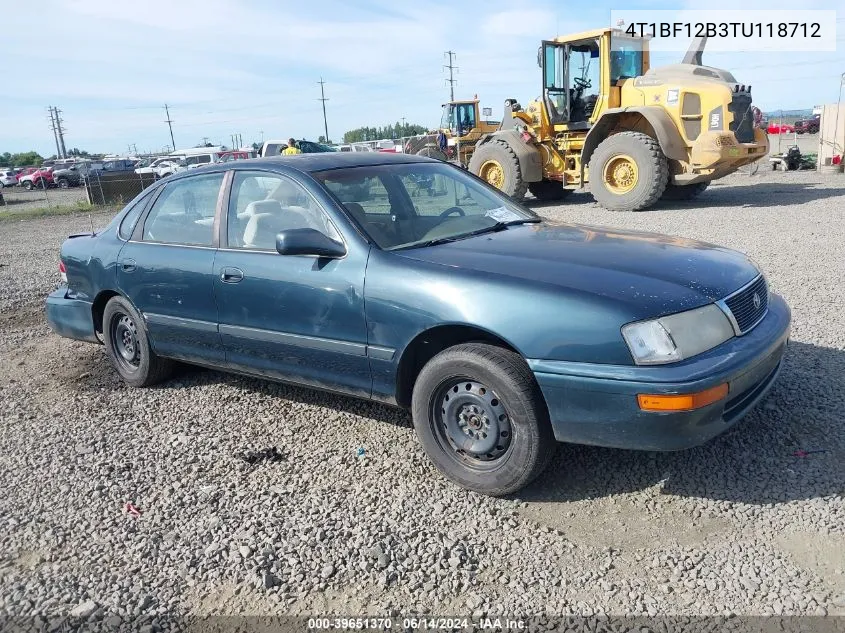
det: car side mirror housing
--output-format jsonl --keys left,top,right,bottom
{"left": 275, "top": 228, "right": 345, "bottom": 258}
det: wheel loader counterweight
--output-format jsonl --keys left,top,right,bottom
{"left": 461, "top": 28, "right": 768, "bottom": 211}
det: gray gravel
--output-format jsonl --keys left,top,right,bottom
{"left": 0, "top": 169, "right": 843, "bottom": 626}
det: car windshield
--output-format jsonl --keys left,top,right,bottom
{"left": 312, "top": 162, "right": 538, "bottom": 250}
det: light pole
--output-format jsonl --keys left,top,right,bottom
{"left": 834, "top": 72, "right": 845, "bottom": 156}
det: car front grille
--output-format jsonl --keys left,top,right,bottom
{"left": 728, "top": 93, "right": 755, "bottom": 143}
{"left": 721, "top": 275, "right": 768, "bottom": 334}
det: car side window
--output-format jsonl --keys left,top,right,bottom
{"left": 142, "top": 173, "right": 224, "bottom": 246}
{"left": 226, "top": 171, "right": 340, "bottom": 250}
{"left": 321, "top": 174, "right": 391, "bottom": 215}
{"left": 118, "top": 191, "right": 153, "bottom": 240}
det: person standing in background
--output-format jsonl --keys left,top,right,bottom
{"left": 281, "top": 139, "right": 302, "bottom": 155}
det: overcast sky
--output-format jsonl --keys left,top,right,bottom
{"left": 1, "top": 0, "right": 843, "bottom": 156}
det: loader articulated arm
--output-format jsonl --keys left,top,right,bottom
{"left": 682, "top": 36, "right": 707, "bottom": 65}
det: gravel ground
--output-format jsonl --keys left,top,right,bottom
{"left": 0, "top": 168, "right": 844, "bottom": 629}
{"left": 0, "top": 186, "right": 88, "bottom": 212}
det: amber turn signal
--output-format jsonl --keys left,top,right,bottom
{"left": 637, "top": 383, "right": 729, "bottom": 412}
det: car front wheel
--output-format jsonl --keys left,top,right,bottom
{"left": 411, "top": 343, "right": 555, "bottom": 496}
{"left": 103, "top": 296, "right": 173, "bottom": 387}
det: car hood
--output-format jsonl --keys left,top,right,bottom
{"left": 394, "top": 222, "right": 759, "bottom": 319}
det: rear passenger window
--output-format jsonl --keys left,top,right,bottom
{"left": 142, "top": 174, "right": 223, "bottom": 246}
{"left": 226, "top": 171, "right": 340, "bottom": 250}
{"left": 118, "top": 191, "right": 153, "bottom": 239}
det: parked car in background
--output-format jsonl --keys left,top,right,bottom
{"left": 15, "top": 167, "right": 39, "bottom": 183}
{"left": 0, "top": 168, "right": 18, "bottom": 187}
{"left": 53, "top": 164, "right": 83, "bottom": 188}
{"left": 45, "top": 153, "right": 790, "bottom": 496}
{"left": 135, "top": 156, "right": 186, "bottom": 178}
{"left": 337, "top": 144, "right": 374, "bottom": 153}
{"left": 100, "top": 159, "right": 140, "bottom": 173}
{"left": 213, "top": 150, "right": 255, "bottom": 165}
{"left": 19, "top": 167, "right": 54, "bottom": 190}
{"left": 767, "top": 123, "right": 795, "bottom": 135}
{"left": 794, "top": 114, "right": 820, "bottom": 134}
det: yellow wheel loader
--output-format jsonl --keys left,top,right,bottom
{"left": 467, "top": 29, "right": 768, "bottom": 211}
{"left": 405, "top": 98, "right": 500, "bottom": 164}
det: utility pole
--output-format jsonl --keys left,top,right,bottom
{"left": 48, "top": 106, "right": 61, "bottom": 159}
{"left": 164, "top": 104, "right": 176, "bottom": 151}
{"left": 444, "top": 51, "right": 458, "bottom": 101}
{"left": 318, "top": 77, "right": 329, "bottom": 143}
{"left": 53, "top": 107, "right": 68, "bottom": 158}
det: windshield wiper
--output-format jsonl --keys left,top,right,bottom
{"left": 392, "top": 218, "right": 540, "bottom": 251}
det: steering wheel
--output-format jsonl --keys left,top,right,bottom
{"left": 439, "top": 206, "right": 465, "bottom": 218}
{"left": 574, "top": 76, "right": 591, "bottom": 90}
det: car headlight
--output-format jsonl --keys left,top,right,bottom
{"left": 622, "top": 304, "right": 735, "bottom": 366}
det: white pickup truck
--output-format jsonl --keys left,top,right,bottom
{"left": 135, "top": 156, "right": 187, "bottom": 179}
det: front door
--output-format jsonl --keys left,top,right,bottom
{"left": 214, "top": 170, "right": 371, "bottom": 397}
{"left": 118, "top": 172, "right": 225, "bottom": 364}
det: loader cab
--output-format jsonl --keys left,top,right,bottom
{"left": 440, "top": 100, "right": 480, "bottom": 138}
{"left": 539, "top": 29, "right": 647, "bottom": 129}
{"left": 541, "top": 38, "right": 600, "bottom": 127}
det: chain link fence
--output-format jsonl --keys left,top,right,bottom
{"left": 0, "top": 170, "right": 159, "bottom": 214}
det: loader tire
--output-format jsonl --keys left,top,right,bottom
{"left": 661, "top": 182, "right": 708, "bottom": 202}
{"left": 416, "top": 146, "right": 448, "bottom": 162}
{"left": 469, "top": 140, "right": 528, "bottom": 201}
{"left": 589, "top": 131, "right": 668, "bottom": 211}
{"left": 528, "top": 179, "right": 572, "bottom": 202}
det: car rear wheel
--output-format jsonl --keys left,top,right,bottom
{"left": 103, "top": 296, "right": 173, "bottom": 387}
{"left": 411, "top": 343, "right": 555, "bottom": 496}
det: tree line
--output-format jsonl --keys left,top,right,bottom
{"left": 1, "top": 148, "right": 97, "bottom": 167}
{"left": 342, "top": 122, "right": 428, "bottom": 144}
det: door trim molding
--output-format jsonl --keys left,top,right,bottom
{"left": 144, "top": 313, "right": 396, "bottom": 360}
{"left": 144, "top": 312, "right": 218, "bottom": 332}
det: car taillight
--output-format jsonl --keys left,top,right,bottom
{"left": 59, "top": 260, "right": 67, "bottom": 283}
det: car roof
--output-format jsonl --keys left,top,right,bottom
{"left": 167, "top": 152, "right": 434, "bottom": 183}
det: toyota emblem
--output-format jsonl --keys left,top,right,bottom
{"left": 753, "top": 292, "right": 761, "bottom": 310}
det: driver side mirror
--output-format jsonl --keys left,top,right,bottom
{"left": 275, "top": 228, "right": 346, "bottom": 258}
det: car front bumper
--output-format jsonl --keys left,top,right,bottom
{"left": 529, "top": 293, "right": 791, "bottom": 451}
{"left": 45, "top": 287, "right": 99, "bottom": 343}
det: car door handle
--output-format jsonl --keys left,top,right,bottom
{"left": 220, "top": 267, "right": 244, "bottom": 283}
{"left": 121, "top": 259, "right": 136, "bottom": 272}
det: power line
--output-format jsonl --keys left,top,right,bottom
{"left": 444, "top": 51, "right": 458, "bottom": 101}
{"left": 318, "top": 77, "right": 329, "bottom": 142}
{"left": 164, "top": 104, "right": 176, "bottom": 151}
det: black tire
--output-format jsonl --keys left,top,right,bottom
{"left": 23, "top": 180, "right": 33, "bottom": 191}
{"left": 411, "top": 343, "right": 555, "bottom": 496}
{"left": 468, "top": 139, "right": 528, "bottom": 201}
{"left": 57, "top": 178, "right": 69, "bottom": 189}
{"left": 661, "top": 181, "right": 708, "bottom": 201}
{"left": 588, "top": 131, "right": 668, "bottom": 211}
{"left": 528, "top": 179, "right": 572, "bottom": 202}
{"left": 35, "top": 178, "right": 47, "bottom": 190}
{"left": 103, "top": 295, "right": 173, "bottom": 387}
{"left": 416, "top": 147, "right": 448, "bottom": 161}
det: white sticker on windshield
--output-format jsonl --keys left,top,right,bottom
{"left": 484, "top": 207, "right": 522, "bottom": 222}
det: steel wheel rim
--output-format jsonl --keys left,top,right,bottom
{"left": 111, "top": 312, "right": 140, "bottom": 371}
{"left": 479, "top": 160, "right": 505, "bottom": 189}
{"left": 603, "top": 154, "right": 638, "bottom": 194}
{"left": 431, "top": 378, "right": 513, "bottom": 470}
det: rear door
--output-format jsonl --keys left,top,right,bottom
{"left": 118, "top": 172, "right": 226, "bottom": 364}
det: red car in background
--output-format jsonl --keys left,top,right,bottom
{"left": 767, "top": 123, "right": 795, "bottom": 135}
{"left": 15, "top": 167, "right": 39, "bottom": 183}
{"left": 18, "top": 167, "right": 55, "bottom": 190}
